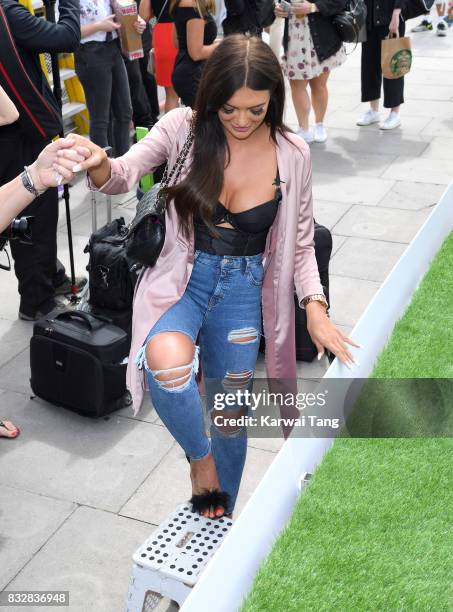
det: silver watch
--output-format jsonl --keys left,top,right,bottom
{"left": 21, "top": 166, "right": 41, "bottom": 198}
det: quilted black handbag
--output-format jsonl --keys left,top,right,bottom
{"left": 332, "top": 0, "right": 367, "bottom": 44}
{"left": 126, "top": 123, "right": 195, "bottom": 267}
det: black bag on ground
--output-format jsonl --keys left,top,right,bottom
{"left": 84, "top": 217, "right": 139, "bottom": 312}
{"left": 295, "top": 222, "right": 333, "bottom": 361}
{"left": 402, "top": 0, "right": 435, "bottom": 20}
{"left": 259, "top": 221, "right": 333, "bottom": 362}
{"left": 30, "top": 310, "right": 131, "bottom": 418}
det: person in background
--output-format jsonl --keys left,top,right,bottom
{"left": 0, "top": 85, "right": 19, "bottom": 126}
{"left": 170, "top": 0, "right": 218, "bottom": 107}
{"left": 411, "top": 0, "right": 449, "bottom": 36}
{"left": 357, "top": 0, "right": 404, "bottom": 131}
{"left": 138, "top": 16, "right": 161, "bottom": 124}
{"left": 0, "top": 0, "right": 84, "bottom": 321}
{"left": 0, "top": 135, "right": 90, "bottom": 438}
{"left": 276, "top": 0, "right": 347, "bottom": 144}
{"left": 75, "top": 1, "right": 138, "bottom": 156}
{"left": 222, "top": 0, "right": 273, "bottom": 35}
{"left": 140, "top": 0, "right": 179, "bottom": 113}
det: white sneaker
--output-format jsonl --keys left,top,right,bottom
{"left": 313, "top": 123, "right": 327, "bottom": 143}
{"left": 380, "top": 112, "right": 401, "bottom": 130}
{"left": 356, "top": 109, "right": 380, "bottom": 126}
{"left": 296, "top": 127, "right": 314, "bottom": 143}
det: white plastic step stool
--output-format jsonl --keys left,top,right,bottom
{"left": 126, "top": 503, "right": 234, "bottom": 611}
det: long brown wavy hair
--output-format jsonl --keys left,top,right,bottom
{"left": 165, "top": 34, "right": 290, "bottom": 239}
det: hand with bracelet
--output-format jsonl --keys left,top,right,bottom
{"left": 290, "top": 1, "right": 318, "bottom": 17}
{"left": 303, "top": 293, "right": 360, "bottom": 367}
{"left": 0, "top": 138, "right": 91, "bottom": 234}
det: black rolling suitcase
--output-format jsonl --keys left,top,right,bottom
{"left": 295, "top": 221, "right": 333, "bottom": 361}
{"left": 30, "top": 310, "right": 131, "bottom": 417}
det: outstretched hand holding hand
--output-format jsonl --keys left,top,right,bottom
{"left": 27, "top": 138, "right": 92, "bottom": 192}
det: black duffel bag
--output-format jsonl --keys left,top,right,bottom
{"left": 30, "top": 310, "right": 131, "bottom": 418}
{"left": 259, "top": 221, "right": 333, "bottom": 362}
{"left": 84, "top": 217, "right": 139, "bottom": 312}
{"left": 295, "top": 222, "right": 333, "bottom": 362}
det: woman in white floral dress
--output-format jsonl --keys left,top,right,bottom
{"left": 276, "top": 0, "right": 347, "bottom": 143}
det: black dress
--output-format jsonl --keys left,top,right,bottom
{"left": 171, "top": 7, "right": 217, "bottom": 107}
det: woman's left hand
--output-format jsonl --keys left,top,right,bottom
{"left": 28, "top": 138, "right": 92, "bottom": 192}
{"left": 290, "top": 1, "right": 312, "bottom": 17}
{"left": 306, "top": 302, "right": 361, "bottom": 368}
{"left": 133, "top": 15, "right": 146, "bottom": 34}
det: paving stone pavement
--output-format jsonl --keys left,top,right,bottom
{"left": 1, "top": 21, "right": 452, "bottom": 612}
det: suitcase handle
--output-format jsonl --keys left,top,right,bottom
{"left": 54, "top": 311, "right": 96, "bottom": 330}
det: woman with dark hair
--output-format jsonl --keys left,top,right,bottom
{"left": 60, "top": 35, "right": 359, "bottom": 520}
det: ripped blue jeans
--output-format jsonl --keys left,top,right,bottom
{"left": 136, "top": 249, "right": 264, "bottom": 514}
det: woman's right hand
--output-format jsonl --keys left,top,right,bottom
{"left": 97, "top": 14, "right": 122, "bottom": 33}
{"left": 50, "top": 134, "right": 112, "bottom": 188}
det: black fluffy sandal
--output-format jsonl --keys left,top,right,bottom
{"left": 189, "top": 490, "right": 231, "bottom": 518}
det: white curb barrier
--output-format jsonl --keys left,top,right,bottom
{"left": 181, "top": 181, "right": 453, "bottom": 612}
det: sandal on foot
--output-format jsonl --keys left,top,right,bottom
{"left": 189, "top": 490, "right": 231, "bottom": 519}
{"left": 0, "top": 420, "right": 20, "bottom": 439}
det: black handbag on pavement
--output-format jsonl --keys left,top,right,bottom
{"left": 332, "top": 0, "right": 367, "bottom": 44}
{"left": 126, "top": 123, "right": 195, "bottom": 267}
{"left": 294, "top": 222, "right": 333, "bottom": 361}
{"left": 30, "top": 310, "right": 131, "bottom": 418}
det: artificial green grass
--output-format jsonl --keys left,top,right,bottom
{"left": 241, "top": 232, "right": 453, "bottom": 612}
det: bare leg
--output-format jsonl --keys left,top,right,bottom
{"left": 309, "top": 71, "right": 330, "bottom": 124}
{"left": 289, "top": 78, "right": 311, "bottom": 130}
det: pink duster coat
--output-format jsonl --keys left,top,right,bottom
{"left": 89, "top": 107, "right": 323, "bottom": 415}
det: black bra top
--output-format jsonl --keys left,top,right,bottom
{"left": 195, "top": 170, "right": 282, "bottom": 235}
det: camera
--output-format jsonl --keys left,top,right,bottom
{"left": 0, "top": 216, "right": 34, "bottom": 271}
